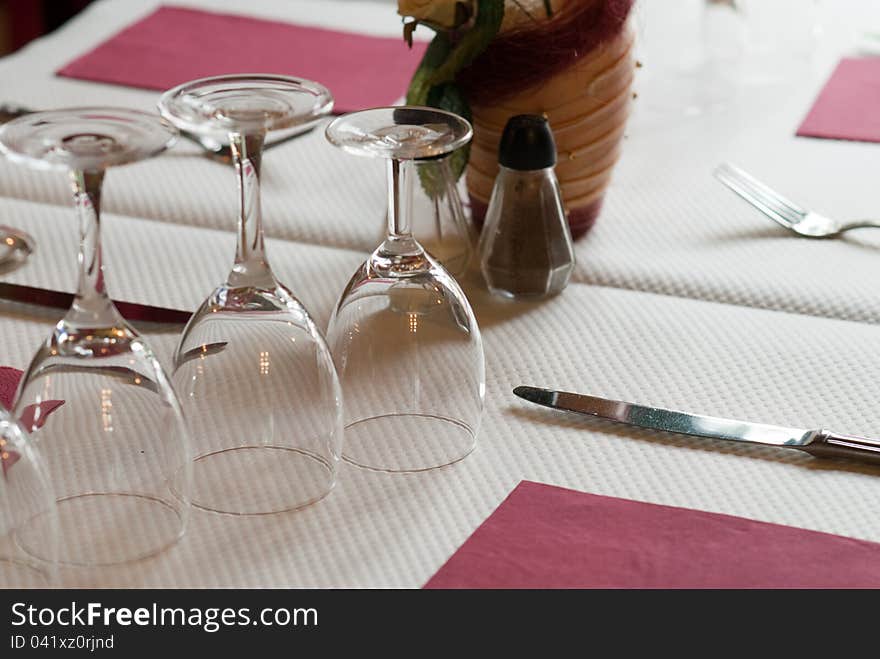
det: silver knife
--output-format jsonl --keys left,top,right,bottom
{"left": 513, "top": 385, "right": 880, "bottom": 465}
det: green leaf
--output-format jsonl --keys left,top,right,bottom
{"left": 426, "top": 82, "right": 471, "bottom": 122}
{"left": 426, "top": 0, "right": 504, "bottom": 87}
{"left": 416, "top": 83, "right": 472, "bottom": 197}
{"left": 406, "top": 32, "right": 453, "bottom": 106}
{"left": 427, "top": 83, "right": 471, "bottom": 182}
{"left": 404, "top": 0, "right": 501, "bottom": 194}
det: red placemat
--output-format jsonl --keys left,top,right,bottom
{"left": 425, "top": 480, "right": 880, "bottom": 588}
{"left": 57, "top": 5, "right": 427, "bottom": 113}
{"left": 797, "top": 57, "right": 880, "bottom": 143}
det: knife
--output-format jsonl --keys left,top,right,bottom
{"left": 513, "top": 385, "right": 880, "bottom": 465}
{"left": 0, "top": 281, "right": 191, "bottom": 325}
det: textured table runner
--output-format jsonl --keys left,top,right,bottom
{"left": 4, "top": 258, "right": 880, "bottom": 585}
{"left": 1, "top": 0, "right": 880, "bottom": 588}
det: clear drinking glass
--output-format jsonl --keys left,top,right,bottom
{"left": 325, "top": 107, "right": 485, "bottom": 472}
{"left": 0, "top": 108, "right": 191, "bottom": 567}
{"left": 409, "top": 154, "right": 473, "bottom": 277}
{"left": 1, "top": 408, "right": 58, "bottom": 587}
{"left": 159, "top": 75, "right": 343, "bottom": 515}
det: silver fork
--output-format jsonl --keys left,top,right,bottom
{"left": 713, "top": 162, "right": 880, "bottom": 238}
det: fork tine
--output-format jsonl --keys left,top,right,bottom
{"left": 715, "top": 163, "right": 807, "bottom": 219}
{"left": 714, "top": 164, "right": 807, "bottom": 227}
{"left": 715, "top": 163, "right": 805, "bottom": 221}
{"left": 714, "top": 166, "right": 799, "bottom": 229}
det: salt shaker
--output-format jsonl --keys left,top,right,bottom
{"left": 478, "top": 114, "right": 575, "bottom": 299}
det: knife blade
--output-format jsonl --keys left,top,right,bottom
{"left": 513, "top": 385, "right": 880, "bottom": 465}
{"left": 0, "top": 282, "right": 191, "bottom": 325}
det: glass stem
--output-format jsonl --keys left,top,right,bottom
{"left": 228, "top": 131, "right": 273, "bottom": 288}
{"left": 67, "top": 168, "right": 119, "bottom": 327}
{"left": 384, "top": 158, "right": 419, "bottom": 256}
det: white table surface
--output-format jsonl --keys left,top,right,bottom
{"left": 2, "top": 0, "right": 880, "bottom": 587}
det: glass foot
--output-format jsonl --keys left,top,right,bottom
{"left": 159, "top": 74, "right": 333, "bottom": 137}
{"left": 0, "top": 108, "right": 176, "bottom": 171}
{"left": 326, "top": 107, "right": 472, "bottom": 160}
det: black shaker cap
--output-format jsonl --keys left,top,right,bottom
{"left": 498, "top": 114, "right": 556, "bottom": 170}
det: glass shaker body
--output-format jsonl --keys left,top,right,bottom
{"left": 479, "top": 165, "right": 575, "bottom": 299}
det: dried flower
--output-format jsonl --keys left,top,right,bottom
{"left": 398, "top": 0, "right": 474, "bottom": 30}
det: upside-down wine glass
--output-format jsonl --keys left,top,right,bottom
{"left": 325, "top": 107, "right": 485, "bottom": 472}
{"left": 0, "top": 108, "right": 192, "bottom": 567}
{"left": 159, "top": 75, "right": 343, "bottom": 515}
{"left": 0, "top": 407, "right": 58, "bottom": 587}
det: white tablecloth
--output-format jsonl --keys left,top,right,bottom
{"left": 1, "top": 0, "right": 880, "bottom": 587}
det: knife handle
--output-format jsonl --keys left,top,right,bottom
{"left": 805, "top": 431, "right": 880, "bottom": 464}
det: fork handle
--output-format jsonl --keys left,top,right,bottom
{"left": 841, "top": 221, "right": 880, "bottom": 232}
{"left": 803, "top": 430, "right": 880, "bottom": 464}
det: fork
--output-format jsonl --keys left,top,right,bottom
{"left": 713, "top": 162, "right": 880, "bottom": 238}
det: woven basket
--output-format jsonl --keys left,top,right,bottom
{"left": 465, "top": 0, "right": 636, "bottom": 239}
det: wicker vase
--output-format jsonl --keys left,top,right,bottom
{"left": 465, "top": 0, "right": 636, "bottom": 239}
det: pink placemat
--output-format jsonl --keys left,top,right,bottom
{"left": 425, "top": 480, "right": 880, "bottom": 589}
{"left": 57, "top": 5, "right": 427, "bottom": 113}
{"left": 797, "top": 57, "right": 880, "bottom": 143}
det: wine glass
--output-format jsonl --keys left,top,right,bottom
{"left": 409, "top": 154, "right": 474, "bottom": 277}
{"left": 158, "top": 75, "right": 343, "bottom": 515}
{"left": 325, "top": 107, "right": 485, "bottom": 472}
{"left": 0, "top": 108, "right": 191, "bottom": 567}
{"left": 1, "top": 407, "right": 58, "bottom": 587}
